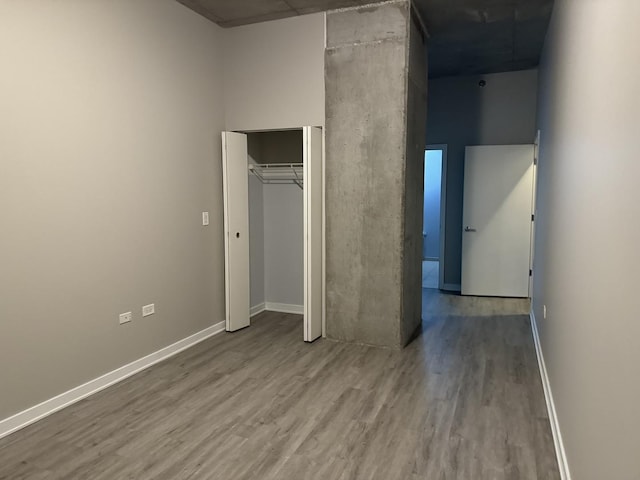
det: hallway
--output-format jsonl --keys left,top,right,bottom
{"left": 0, "top": 294, "right": 558, "bottom": 479}
{"left": 422, "top": 260, "right": 439, "bottom": 289}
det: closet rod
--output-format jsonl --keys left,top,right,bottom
{"left": 249, "top": 163, "right": 304, "bottom": 189}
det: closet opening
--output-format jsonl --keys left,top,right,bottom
{"left": 221, "top": 127, "right": 323, "bottom": 343}
{"left": 248, "top": 129, "right": 303, "bottom": 319}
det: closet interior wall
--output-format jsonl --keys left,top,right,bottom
{"left": 247, "top": 130, "right": 304, "bottom": 314}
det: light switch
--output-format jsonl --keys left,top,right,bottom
{"left": 202, "top": 212, "right": 209, "bottom": 226}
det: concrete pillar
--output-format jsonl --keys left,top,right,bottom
{"left": 325, "top": 0, "right": 428, "bottom": 348}
{"left": 403, "top": 10, "right": 429, "bottom": 345}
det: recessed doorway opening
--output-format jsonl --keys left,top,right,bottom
{"left": 422, "top": 145, "right": 447, "bottom": 290}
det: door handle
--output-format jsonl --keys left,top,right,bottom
{"left": 236, "top": 232, "right": 240, "bottom": 238}
{"left": 464, "top": 226, "right": 477, "bottom": 232}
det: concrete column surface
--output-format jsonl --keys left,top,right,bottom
{"left": 325, "top": 0, "right": 426, "bottom": 348}
{"left": 402, "top": 13, "right": 428, "bottom": 345}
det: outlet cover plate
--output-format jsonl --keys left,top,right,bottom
{"left": 142, "top": 304, "right": 155, "bottom": 317}
{"left": 119, "top": 312, "right": 132, "bottom": 325}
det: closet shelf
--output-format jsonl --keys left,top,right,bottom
{"left": 249, "top": 163, "right": 303, "bottom": 189}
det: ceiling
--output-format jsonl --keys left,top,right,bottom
{"left": 176, "top": 0, "right": 554, "bottom": 78}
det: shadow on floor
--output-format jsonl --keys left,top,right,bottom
{"left": 408, "top": 287, "right": 533, "bottom": 349}
{"left": 421, "top": 288, "right": 530, "bottom": 321}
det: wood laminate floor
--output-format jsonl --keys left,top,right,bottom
{"left": 0, "top": 290, "right": 560, "bottom": 479}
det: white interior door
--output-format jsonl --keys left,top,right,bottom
{"left": 222, "top": 132, "right": 250, "bottom": 331}
{"left": 461, "top": 145, "right": 534, "bottom": 297}
{"left": 303, "top": 126, "right": 323, "bottom": 342}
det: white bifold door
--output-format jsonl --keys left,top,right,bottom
{"left": 221, "top": 132, "right": 250, "bottom": 331}
{"left": 461, "top": 145, "right": 535, "bottom": 298}
{"left": 221, "top": 127, "right": 323, "bottom": 341}
{"left": 303, "top": 127, "right": 323, "bottom": 341}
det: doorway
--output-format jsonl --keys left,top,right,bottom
{"left": 460, "top": 144, "right": 535, "bottom": 297}
{"left": 423, "top": 145, "right": 447, "bottom": 290}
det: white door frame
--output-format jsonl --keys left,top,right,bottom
{"left": 425, "top": 144, "right": 448, "bottom": 290}
{"left": 529, "top": 130, "right": 541, "bottom": 299}
{"left": 303, "top": 126, "right": 323, "bottom": 342}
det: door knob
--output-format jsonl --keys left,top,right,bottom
{"left": 464, "top": 226, "right": 477, "bottom": 232}
{"left": 236, "top": 232, "right": 240, "bottom": 238}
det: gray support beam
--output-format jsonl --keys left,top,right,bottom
{"left": 325, "top": 0, "right": 426, "bottom": 348}
{"left": 401, "top": 12, "right": 428, "bottom": 345}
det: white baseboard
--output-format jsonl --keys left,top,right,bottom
{"left": 265, "top": 302, "right": 304, "bottom": 315}
{"left": 530, "top": 311, "right": 571, "bottom": 480}
{"left": 442, "top": 283, "right": 461, "bottom": 292}
{"left": 0, "top": 321, "right": 226, "bottom": 440}
{"left": 250, "top": 303, "right": 266, "bottom": 317}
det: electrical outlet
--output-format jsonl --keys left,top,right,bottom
{"left": 119, "top": 312, "right": 132, "bottom": 325}
{"left": 142, "top": 303, "right": 155, "bottom": 317}
{"left": 543, "top": 305, "right": 547, "bottom": 319}
{"left": 202, "top": 212, "right": 209, "bottom": 226}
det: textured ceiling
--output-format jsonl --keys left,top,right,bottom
{"left": 176, "top": 0, "right": 554, "bottom": 78}
{"left": 422, "top": 0, "right": 554, "bottom": 78}
{"left": 176, "top": 0, "right": 374, "bottom": 27}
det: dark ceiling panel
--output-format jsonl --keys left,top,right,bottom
{"left": 416, "top": 0, "right": 553, "bottom": 77}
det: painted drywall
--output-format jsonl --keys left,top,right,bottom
{"left": 250, "top": 130, "right": 303, "bottom": 164}
{"left": 264, "top": 184, "right": 304, "bottom": 307}
{"left": 533, "top": 0, "right": 640, "bottom": 478}
{"left": 222, "top": 13, "right": 325, "bottom": 131}
{"left": 0, "top": 0, "right": 225, "bottom": 420}
{"left": 427, "top": 69, "right": 538, "bottom": 287}
{"left": 247, "top": 134, "right": 266, "bottom": 310}
{"left": 248, "top": 171, "right": 265, "bottom": 310}
{"left": 423, "top": 150, "right": 442, "bottom": 259}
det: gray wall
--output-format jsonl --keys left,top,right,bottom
{"left": 223, "top": 13, "right": 325, "bottom": 131}
{"left": 250, "top": 130, "right": 303, "bottom": 164}
{"left": 427, "top": 69, "right": 538, "bottom": 287}
{"left": 0, "top": 0, "right": 225, "bottom": 420}
{"left": 325, "top": 0, "right": 423, "bottom": 348}
{"left": 248, "top": 172, "right": 265, "bottom": 310}
{"left": 264, "top": 185, "right": 304, "bottom": 307}
{"left": 0, "top": 4, "right": 324, "bottom": 425}
{"left": 534, "top": 0, "right": 640, "bottom": 477}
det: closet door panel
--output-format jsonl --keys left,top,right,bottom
{"left": 222, "top": 131, "right": 250, "bottom": 332}
{"left": 303, "top": 126, "right": 323, "bottom": 342}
